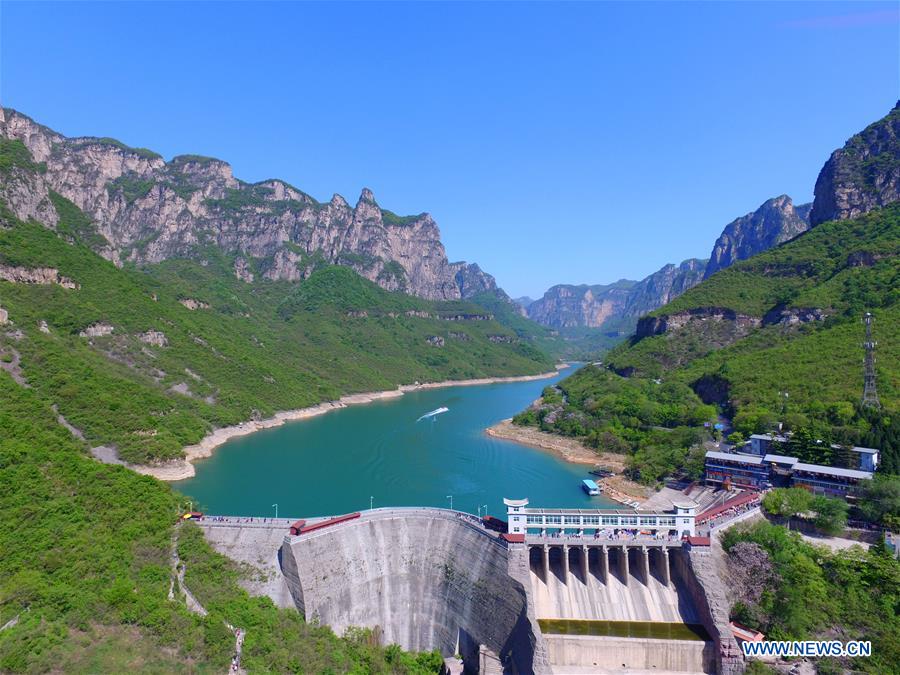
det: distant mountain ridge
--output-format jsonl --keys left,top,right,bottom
{"left": 525, "top": 194, "right": 812, "bottom": 333}
{"left": 0, "top": 107, "right": 489, "bottom": 302}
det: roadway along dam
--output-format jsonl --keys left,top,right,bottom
{"left": 198, "top": 505, "right": 744, "bottom": 674}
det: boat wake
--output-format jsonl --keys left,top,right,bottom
{"left": 416, "top": 406, "right": 449, "bottom": 422}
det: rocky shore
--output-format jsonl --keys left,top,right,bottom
{"left": 133, "top": 366, "right": 567, "bottom": 482}
{"left": 485, "top": 418, "right": 606, "bottom": 465}
{"left": 484, "top": 419, "right": 650, "bottom": 504}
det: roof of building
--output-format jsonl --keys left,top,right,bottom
{"left": 793, "top": 463, "right": 874, "bottom": 480}
{"left": 705, "top": 450, "right": 764, "bottom": 465}
{"left": 501, "top": 533, "right": 525, "bottom": 543}
{"left": 764, "top": 454, "right": 799, "bottom": 465}
{"left": 503, "top": 497, "right": 529, "bottom": 507}
{"left": 750, "top": 434, "right": 789, "bottom": 442}
{"left": 582, "top": 479, "right": 599, "bottom": 489}
{"left": 849, "top": 446, "right": 879, "bottom": 455}
{"left": 684, "top": 536, "right": 711, "bottom": 546}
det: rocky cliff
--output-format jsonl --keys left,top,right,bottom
{"left": 526, "top": 258, "right": 706, "bottom": 330}
{"left": 0, "top": 108, "right": 461, "bottom": 300}
{"left": 525, "top": 280, "right": 636, "bottom": 329}
{"left": 624, "top": 258, "right": 707, "bottom": 317}
{"left": 704, "top": 195, "right": 811, "bottom": 278}
{"left": 810, "top": 101, "right": 900, "bottom": 226}
{"left": 450, "top": 261, "right": 526, "bottom": 316}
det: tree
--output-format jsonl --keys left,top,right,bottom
{"left": 727, "top": 431, "right": 746, "bottom": 447}
{"left": 859, "top": 475, "right": 900, "bottom": 528}
{"left": 762, "top": 487, "right": 813, "bottom": 525}
{"left": 811, "top": 495, "right": 849, "bottom": 535}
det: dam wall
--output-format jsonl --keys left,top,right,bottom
{"left": 672, "top": 546, "right": 744, "bottom": 675}
{"left": 543, "top": 634, "right": 716, "bottom": 673}
{"left": 196, "top": 518, "right": 296, "bottom": 609}
{"left": 281, "top": 508, "right": 549, "bottom": 674}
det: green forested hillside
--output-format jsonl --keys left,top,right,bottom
{"left": 0, "top": 373, "right": 440, "bottom": 673}
{"left": 0, "top": 205, "right": 551, "bottom": 465}
{"left": 515, "top": 206, "right": 900, "bottom": 479}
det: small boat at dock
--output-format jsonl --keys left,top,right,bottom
{"left": 582, "top": 479, "right": 601, "bottom": 496}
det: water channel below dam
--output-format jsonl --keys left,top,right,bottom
{"left": 176, "top": 364, "right": 618, "bottom": 517}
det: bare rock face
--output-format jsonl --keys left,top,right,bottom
{"left": 450, "top": 261, "right": 499, "bottom": 298}
{"left": 179, "top": 298, "right": 209, "bottom": 310}
{"left": 636, "top": 307, "right": 762, "bottom": 339}
{"left": 0, "top": 264, "right": 78, "bottom": 289}
{"left": 526, "top": 281, "right": 635, "bottom": 329}
{"left": 0, "top": 307, "right": 8, "bottom": 325}
{"left": 450, "top": 260, "right": 526, "bottom": 317}
{"left": 527, "top": 259, "right": 706, "bottom": 330}
{"left": 623, "top": 258, "right": 707, "bottom": 317}
{"left": 139, "top": 330, "right": 168, "bottom": 347}
{"left": 811, "top": 101, "right": 900, "bottom": 226}
{"left": 79, "top": 323, "right": 114, "bottom": 338}
{"left": 704, "top": 195, "right": 811, "bottom": 278}
{"left": 233, "top": 257, "right": 254, "bottom": 283}
{"left": 0, "top": 108, "right": 461, "bottom": 301}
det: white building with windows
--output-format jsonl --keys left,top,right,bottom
{"left": 503, "top": 497, "right": 696, "bottom": 537}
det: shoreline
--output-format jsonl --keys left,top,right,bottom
{"left": 132, "top": 364, "right": 569, "bottom": 482}
{"left": 484, "top": 418, "right": 650, "bottom": 505}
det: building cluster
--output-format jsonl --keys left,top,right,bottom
{"left": 704, "top": 433, "right": 879, "bottom": 500}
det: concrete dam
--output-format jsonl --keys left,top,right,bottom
{"left": 199, "top": 505, "right": 743, "bottom": 674}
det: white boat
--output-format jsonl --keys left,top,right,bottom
{"left": 416, "top": 406, "right": 449, "bottom": 422}
{"left": 582, "top": 479, "right": 601, "bottom": 496}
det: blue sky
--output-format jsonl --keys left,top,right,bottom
{"left": 1, "top": 2, "right": 897, "bottom": 298}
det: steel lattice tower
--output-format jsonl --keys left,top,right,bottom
{"left": 862, "top": 312, "right": 881, "bottom": 409}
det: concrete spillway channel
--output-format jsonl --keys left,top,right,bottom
{"left": 199, "top": 510, "right": 743, "bottom": 674}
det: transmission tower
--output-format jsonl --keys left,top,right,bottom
{"left": 862, "top": 312, "right": 881, "bottom": 409}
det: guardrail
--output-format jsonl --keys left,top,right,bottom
{"left": 524, "top": 534, "right": 682, "bottom": 547}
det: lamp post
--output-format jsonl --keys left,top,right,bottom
{"left": 272, "top": 503, "right": 278, "bottom": 519}
{"left": 446, "top": 495, "right": 453, "bottom": 511}
{"left": 370, "top": 496, "right": 374, "bottom": 511}
{"left": 482, "top": 504, "right": 488, "bottom": 518}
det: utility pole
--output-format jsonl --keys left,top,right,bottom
{"left": 862, "top": 312, "right": 881, "bottom": 409}
{"left": 272, "top": 503, "right": 278, "bottom": 519}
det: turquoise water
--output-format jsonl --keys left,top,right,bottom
{"left": 176, "top": 365, "right": 617, "bottom": 518}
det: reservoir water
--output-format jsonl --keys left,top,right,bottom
{"left": 176, "top": 365, "right": 617, "bottom": 518}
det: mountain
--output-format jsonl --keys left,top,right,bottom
{"left": 0, "top": 107, "right": 463, "bottom": 300}
{"left": 513, "top": 296, "right": 534, "bottom": 309}
{"left": 525, "top": 258, "right": 706, "bottom": 331}
{"left": 525, "top": 279, "right": 637, "bottom": 329}
{"left": 623, "top": 258, "right": 707, "bottom": 316}
{"left": 449, "top": 260, "right": 526, "bottom": 317}
{"left": 514, "top": 102, "right": 900, "bottom": 484}
{"left": 704, "top": 195, "right": 811, "bottom": 278}
{"left": 810, "top": 101, "right": 900, "bottom": 226}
